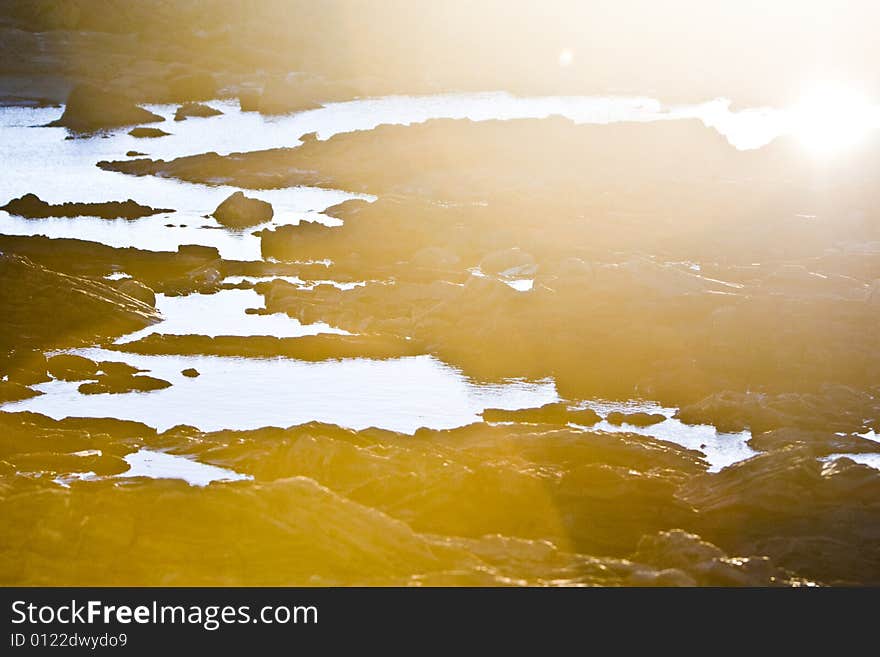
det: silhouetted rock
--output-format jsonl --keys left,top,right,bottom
{"left": 181, "top": 368, "right": 200, "bottom": 378}
{"left": 48, "top": 85, "right": 164, "bottom": 131}
{"left": 1, "top": 193, "right": 171, "bottom": 219}
{"left": 212, "top": 191, "right": 274, "bottom": 229}
{"left": 128, "top": 127, "right": 170, "bottom": 138}
{"left": 46, "top": 354, "right": 98, "bottom": 381}
{"left": 174, "top": 102, "right": 223, "bottom": 121}
{"left": 78, "top": 374, "right": 172, "bottom": 395}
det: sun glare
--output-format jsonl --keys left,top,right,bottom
{"left": 791, "top": 83, "right": 878, "bottom": 154}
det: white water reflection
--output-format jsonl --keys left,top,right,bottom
{"left": 3, "top": 348, "right": 559, "bottom": 434}
{"left": 118, "top": 289, "right": 349, "bottom": 343}
{"left": 575, "top": 399, "right": 757, "bottom": 472}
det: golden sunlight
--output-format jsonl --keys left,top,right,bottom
{"left": 790, "top": 82, "right": 879, "bottom": 154}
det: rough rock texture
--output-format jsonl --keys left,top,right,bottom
{"left": 47, "top": 84, "right": 164, "bottom": 131}
{"left": 212, "top": 191, "right": 274, "bottom": 229}
{"left": 0, "top": 254, "right": 160, "bottom": 353}
{"left": 1, "top": 193, "right": 171, "bottom": 219}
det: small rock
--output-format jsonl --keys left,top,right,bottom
{"left": 174, "top": 102, "right": 223, "bottom": 121}
{"left": 212, "top": 191, "right": 274, "bottom": 229}
{"left": 126, "top": 151, "right": 146, "bottom": 157}
{"left": 181, "top": 368, "right": 200, "bottom": 378}
{"left": 48, "top": 85, "right": 164, "bottom": 131}
{"left": 128, "top": 127, "right": 171, "bottom": 138}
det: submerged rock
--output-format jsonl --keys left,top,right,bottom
{"left": 0, "top": 193, "right": 172, "bottom": 220}
{"left": 46, "top": 354, "right": 99, "bottom": 381}
{"left": 174, "top": 102, "right": 223, "bottom": 121}
{"left": 128, "top": 127, "right": 171, "bottom": 138}
{"left": 48, "top": 85, "right": 164, "bottom": 132}
{"left": 212, "top": 191, "right": 274, "bottom": 229}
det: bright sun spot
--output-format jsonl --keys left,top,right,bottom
{"left": 558, "top": 49, "right": 574, "bottom": 67}
{"left": 791, "top": 83, "right": 878, "bottom": 154}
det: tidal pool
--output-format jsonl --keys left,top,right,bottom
{"left": 576, "top": 399, "right": 757, "bottom": 472}
{"left": 4, "top": 348, "right": 560, "bottom": 434}
{"left": 117, "top": 288, "right": 350, "bottom": 343}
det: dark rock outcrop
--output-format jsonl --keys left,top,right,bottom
{"left": 48, "top": 85, "right": 164, "bottom": 131}
{"left": 0, "top": 254, "right": 160, "bottom": 353}
{"left": 212, "top": 191, "right": 274, "bottom": 229}
{"left": 1, "top": 193, "right": 171, "bottom": 220}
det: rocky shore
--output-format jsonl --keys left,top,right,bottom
{"left": 1, "top": 1, "right": 879, "bottom": 587}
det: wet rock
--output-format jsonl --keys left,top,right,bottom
{"left": 181, "top": 368, "right": 200, "bottom": 378}
{"left": 173, "top": 102, "right": 223, "bottom": 121}
{"left": 47, "top": 85, "right": 164, "bottom": 131}
{"left": 482, "top": 403, "right": 600, "bottom": 426}
{"left": 128, "top": 127, "right": 170, "bottom": 138}
{"left": 0, "top": 254, "right": 160, "bottom": 353}
{"left": 632, "top": 530, "right": 798, "bottom": 586}
{"left": 0, "top": 194, "right": 172, "bottom": 220}
{"left": 78, "top": 375, "right": 172, "bottom": 395}
{"left": 46, "top": 354, "right": 99, "bottom": 381}
{"left": 678, "top": 447, "right": 880, "bottom": 583}
{"left": 606, "top": 411, "right": 667, "bottom": 427}
{"left": 116, "top": 279, "right": 156, "bottom": 306}
{"left": 0, "top": 381, "right": 42, "bottom": 403}
{"left": 212, "top": 191, "right": 274, "bottom": 229}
